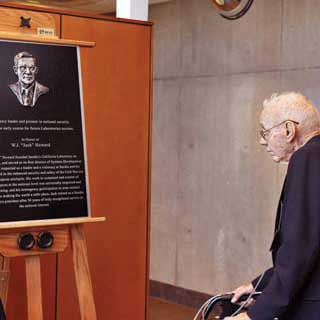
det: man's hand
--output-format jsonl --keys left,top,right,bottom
{"left": 231, "top": 283, "right": 255, "bottom": 307}
{"left": 224, "top": 312, "right": 251, "bottom": 320}
{"left": 231, "top": 283, "right": 254, "bottom": 303}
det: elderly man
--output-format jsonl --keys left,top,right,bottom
{"left": 226, "top": 92, "right": 320, "bottom": 320}
{"left": 9, "top": 51, "right": 49, "bottom": 107}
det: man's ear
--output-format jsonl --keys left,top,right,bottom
{"left": 13, "top": 66, "right": 18, "bottom": 75}
{"left": 285, "top": 121, "right": 296, "bottom": 142}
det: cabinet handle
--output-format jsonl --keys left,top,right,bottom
{"left": 20, "top": 16, "right": 31, "bottom": 28}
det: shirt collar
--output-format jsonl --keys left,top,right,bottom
{"left": 20, "top": 82, "right": 35, "bottom": 96}
{"left": 303, "top": 133, "right": 320, "bottom": 146}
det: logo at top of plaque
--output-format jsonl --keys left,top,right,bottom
{"left": 9, "top": 51, "right": 49, "bottom": 107}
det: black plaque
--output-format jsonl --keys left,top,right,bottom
{"left": 0, "top": 40, "right": 89, "bottom": 222}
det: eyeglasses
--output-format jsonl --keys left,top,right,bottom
{"left": 18, "top": 65, "right": 37, "bottom": 73}
{"left": 260, "top": 120, "right": 299, "bottom": 140}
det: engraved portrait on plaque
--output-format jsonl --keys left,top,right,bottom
{"left": 9, "top": 51, "right": 49, "bottom": 107}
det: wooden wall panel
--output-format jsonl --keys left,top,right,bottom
{"left": 58, "top": 16, "right": 152, "bottom": 320}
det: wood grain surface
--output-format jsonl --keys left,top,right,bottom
{"left": 0, "top": 4, "right": 152, "bottom": 320}
{"left": 0, "top": 228, "right": 69, "bottom": 257}
{"left": 71, "top": 224, "right": 97, "bottom": 320}
{"left": 59, "top": 15, "right": 152, "bottom": 320}
{"left": 0, "top": 2, "right": 153, "bottom": 26}
{"left": 26, "top": 255, "right": 43, "bottom": 320}
{"left": 0, "top": 217, "right": 105, "bottom": 230}
{"left": 0, "top": 7, "right": 61, "bottom": 37}
{"left": 8, "top": 0, "right": 170, "bottom": 14}
{"left": 0, "top": 31, "right": 95, "bottom": 47}
{"left": 0, "top": 256, "right": 10, "bottom": 309}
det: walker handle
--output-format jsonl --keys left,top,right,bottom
{"left": 204, "top": 292, "right": 262, "bottom": 319}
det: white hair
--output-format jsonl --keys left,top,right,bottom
{"left": 262, "top": 92, "right": 320, "bottom": 135}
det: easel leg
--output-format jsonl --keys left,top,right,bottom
{"left": 25, "top": 256, "right": 43, "bottom": 320}
{"left": 0, "top": 256, "right": 10, "bottom": 309}
{"left": 71, "top": 224, "right": 97, "bottom": 320}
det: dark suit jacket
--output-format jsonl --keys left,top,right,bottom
{"left": 247, "top": 135, "right": 320, "bottom": 320}
{"left": 9, "top": 81, "right": 49, "bottom": 107}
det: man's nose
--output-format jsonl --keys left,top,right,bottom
{"left": 260, "top": 136, "right": 267, "bottom": 146}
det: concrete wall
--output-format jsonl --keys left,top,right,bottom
{"left": 149, "top": 0, "right": 320, "bottom": 294}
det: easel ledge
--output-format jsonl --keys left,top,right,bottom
{"left": 0, "top": 217, "right": 106, "bottom": 230}
{"left": 0, "top": 31, "right": 96, "bottom": 47}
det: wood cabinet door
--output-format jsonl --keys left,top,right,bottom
{"left": 0, "top": 7, "right": 60, "bottom": 37}
{"left": 58, "top": 16, "right": 152, "bottom": 320}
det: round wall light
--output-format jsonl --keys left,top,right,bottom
{"left": 212, "top": 0, "right": 255, "bottom": 20}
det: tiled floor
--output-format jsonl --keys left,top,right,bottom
{"left": 149, "top": 297, "right": 196, "bottom": 320}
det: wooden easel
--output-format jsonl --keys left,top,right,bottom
{"left": 0, "top": 217, "right": 105, "bottom": 320}
{"left": 0, "top": 33, "right": 100, "bottom": 319}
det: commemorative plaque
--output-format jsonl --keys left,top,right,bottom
{"left": 0, "top": 40, "right": 89, "bottom": 222}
